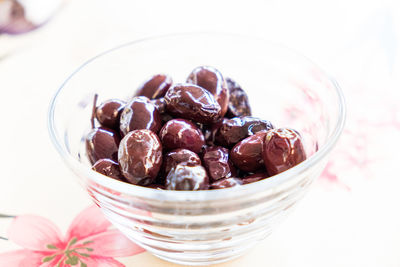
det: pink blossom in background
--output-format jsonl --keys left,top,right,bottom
{"left": 0, "top": 206, "right": 145, "bottom": 267}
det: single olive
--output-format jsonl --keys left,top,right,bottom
{"left": 158, "top": 119, "right": 205, "bottom": 153}
{"left": 118, "top": 129, "right": 163, "bottom": 185}
{"left": 262, "top": 128, "right": 306, "bottom": 175}
{"left": 95, "top": 99, "right": 126, "bottom": 130}
{"left": 202, "top": 146, "right": 237, "bottom": 181}
{"left": 225, "top": 77, "right": 251, "bottom": 118}
{"left": 163, "top": 149, "right": 201, "bottom": 175}
{"left": 215, "top": 116, "right": 274, "bottom": 147}
{"left": 187, "top": 66, "right": 229, "bottom": 117}
{"left": 135, "top": 74, "right": 173, "bottom": 99}
{"left": 92, "top": 159, "right": 125, "bottom": 181}
{"left": 165, "top": 163, "right": 209, "bottom": 190}
{"left": 230, "top": 132, "right": 267, "bottom": 172}
{"left": 86, "top": 127, "right": 120, "bottom": 164}
{"left": 164, "top": 84, "right": 222, "bottom": 124}
{"left": 120, "top": 96, "right": 162, "bottom": 136}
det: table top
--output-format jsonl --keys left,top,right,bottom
{"left": 1, "top": 0, "right": 400, "bottom": 266}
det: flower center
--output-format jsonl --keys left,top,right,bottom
{"left": 43, "top": 237, "right": 94, "bottom": 267}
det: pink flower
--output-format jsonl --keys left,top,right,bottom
{"left": 0, "top": 206, "right": 145, "bottom": 266}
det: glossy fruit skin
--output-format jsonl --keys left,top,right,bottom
{"left": 164, "top": 84, "right": 222, "bottom": 124}
{"left": 159, "top": 119, "right": 205, "bottom": 153}
{"left": 210, "top": 177, "right": 243, "bottom": 189}
{"left": 135, "top": 74, "right": 173, "bottom": 99}
{"left": 95, "top": 99, "right": 126, "bottom": 130}
{"left": 163, "top": 149, "right": 201, "bottom": 175}
{"left": 151, "top": 98, "right": 166, "bottom": 114}
{"left": 92, "top": 159, "right": 125, "bottom": 181}
{"left": 118, "top": 129, "right": 163, "bottom": 185}
{"left": 230, "top": 132, "right": 267, "bottom": 172}
{"left": 203, "top": 118, "right": 226, "bottom": 146}
{"left": 165, "top": 163, "right": 209, "bottom": 191}
{"left": 241, "top": 172, "right": 269, "bottom": 184}
{"left": 216, "top": 116, "right": 274, "bottom": 147}
{"left": 119, "top": 96, "right": 162, "bottom": 136}
{"left": 202, "top": 146, "right": 237, "bottom": 181}
{"left": 86, "top": 127, "right": 120, "bottom": 164}
{"left": 225, "top": 77, "right": 251, "bottom": 118}
{"left": 187, "top": 66, "right": 229, "bottom": 117}
{"left": 262, "top": 128, "right": 306, "bottom": 176}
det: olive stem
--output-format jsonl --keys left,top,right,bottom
{"left": 91, "top": 93, "right": 98, "bottom": 129}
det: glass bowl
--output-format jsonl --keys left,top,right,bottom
{"left": 48, "top": 33, "right": 345, "bottom": 266}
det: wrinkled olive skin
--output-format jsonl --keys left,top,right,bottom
{"left": 263, "top": 128, "right": 306, "bottom": 175}
{"left": 203, "top": 119, "right": 226, "bottom": 146}
{"left": 202, "top": 146, "right": 237, "bottom": 181}
{"left": 210, "top": 177, "right": 243, "bottom": 189}
{"left": 92, "top": 159, "right": 125, "bottom": 181}
{"left": 215, "top": 116, "right": 274, "bottom": 147}
{"left": 241, "top": 172, "right": 269, "bottom": 184}
{"left": 230, "top": 132, "right": 267, "bottom": 172}
{"left": 135, "top": 74, "right": 173, "bottom": 99}
{"left": 118, "top": 130, "right": 163, "bottom": 185}
{"left": 86, "top": 127, "right": 120, "bottom": 164}
{"left": 187, "top": 66, "right": 229, "bottom": 117}
{"left": 164, "top": 84, "right": 222, "bottom": 124}
{"left": 225, "top": 77, "right": 251, "bottom": 118}
{"left": 95, "top": 99, "right": 126, "bottom": 130}
{"left": 163, "top": 149, "right": 201, "bottom": 175}
{"left": 151, "top": 98, "right": 166, "bottom": 114}
{"left": 165, "top": 163, "right": 209, "bottom": 190}
{"left": 120, "top": 96, "right": 162, "bottom": 136}
{"left": 159, "top": 119, "right": 205, "bottom": 153}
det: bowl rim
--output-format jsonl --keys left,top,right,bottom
{"left": 47, "top": 32, "right": 346, "bottom": 202}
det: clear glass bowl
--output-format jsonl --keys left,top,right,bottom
{"left": 48, "top": 33, "right": 345, "bottom": 266}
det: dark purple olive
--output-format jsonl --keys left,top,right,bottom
{"left": 135, "top": 74, "right": 173, "bottom": 99}
{"left": 95, "top": 99, "right": 126, "bottom": 130}
{"left": 86, "top": 127, "right": 120, "bottom": 164}
{"left": 187, "top": 66, "right": 229, "bottom": 117}
{"left": 203, "top": 119, "right": 226, "bottom": 146}
{"left": 151, "top": 98, "right": 166, "bottom": 114}
{"left": 202, "top": 146, "right": 237, "bottom": 181}
{"left": 164, "top": 84, "right": 222, "bottom": 124}
{"left": 230, "top": 132, "right": 267, "bottom": 172}
{"left": 263, "top": 128, "right": 306, "bottom": 175}
{"left": 241, "top": 172, "right": 269, "bottom": 184}
{"left": 210, "top": 178, "right": 243, "bottom": 189}
{"left": 92, "top": 159, "right": 125, "bottom": 181}
{"left": 165, "top": 163, "right": 209, "bottom": 190}
{"left": 163, "top": 149, "right": 201, "bottom": 175}
{"left": 159, "top": 119, "right": 205, "bottom": 153}
{"left": 225, "top": 77, "right": 251, "bottom": 118}
{"left": 215, "top": 116, "right": 274, "bottom": 147}
{"left": 120, "top": 96, "right": 162, "bottom": 136}
{"left": 118, "top": 129, "right": 163, "bottom": 185}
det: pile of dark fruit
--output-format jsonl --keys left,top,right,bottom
{"left": 86, "top": 66, "right": 306, "bottom": 190}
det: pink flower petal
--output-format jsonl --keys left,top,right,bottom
{"left": 8, "top": 215, "right": 63, "bottom": 251}
{"left": 0, "top": 249, "right": 32, "bottom": 266}
{"left": 66, "top": 206, "right": 111, "bottom": 241}
{"left": 80, "top": 229, "right": 145, "bottom": 258}
{"left": 81, "top": 256, "right": 125, "bottom": 267}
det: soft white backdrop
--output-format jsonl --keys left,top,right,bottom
{"left": 0, "top": 0, "right": 399, "bottom": 266}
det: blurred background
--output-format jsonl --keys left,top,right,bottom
{"left": 0, "top": 0, "right": 399, "bottom": 266}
